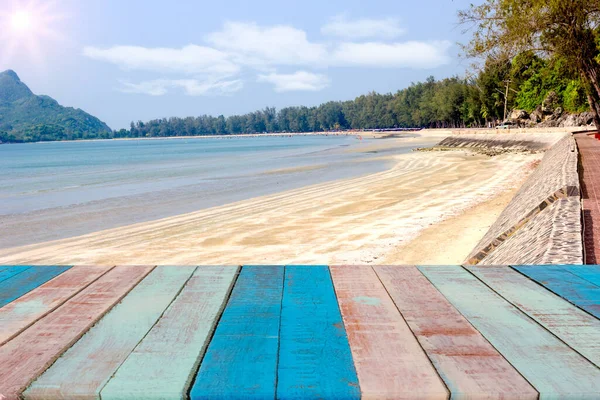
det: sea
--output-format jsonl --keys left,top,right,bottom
{"left": 0, "top": 135, "right": 428, "bottom": 248}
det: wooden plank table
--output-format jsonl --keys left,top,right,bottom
{"left": 0, "top": 265, "right": 113, "bottom": 346}
{"left": 420, "top": 265, "right": 600, "bottom": 398}
{"left": 330, "top": 265, "right": 448, "bottom": 400}
{"left": 189, "top": 266, "right": 284, "bottom": 399}
{"left": 100, "top": 266, "right": 239, "bottom": 400}
{"left": 467, "top": 265, "right": 600, "bottom": 367}
{"left": 514, "top": 265, "right": 600, "bottom": 318}
{"left": 0, "top": 264, "right": 599, "bottom": 399}
{"left": 562, "top": 265, "right": 600, "bottom": 287}
{"left": 1, "top": 265, "right": 154, "bottom": 400}
{"left": 375, "top": 265, "right": 537, "bottom": 399}
{"left": 25, "top": 266, "right": 194, "bottom": 400}
{"left": 0, "top": 265, "right": 32, "bottom": 284}
{"left": 0, "top": 266, "right": 71, "bottom": 307}
{"left": 277, "top": 266, "right": 359, "bottom": 400}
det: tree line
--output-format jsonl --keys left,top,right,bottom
{"left": 1, "top": 51, "right": 591, "bottom": 144}
{"left": 113, "top": 53, "right": 588, "bottom": 139}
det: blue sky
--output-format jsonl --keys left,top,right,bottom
{"left": 0, "top": 0, "right": 480, "bottom": 129}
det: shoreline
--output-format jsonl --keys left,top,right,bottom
{"left": 0, "top": 130, "right": 420, "bottom": 145}
{"left": 0, "top": 126, "right": 589, "bottom": 146}
{"left": 0, "top": 145, "right": 541, "bottom": 265}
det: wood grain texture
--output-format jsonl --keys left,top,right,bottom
{"left": 562, "top": 265, "right": 600, "bottom": 287}
{"left": 329, "top": 265, "right": 448, "bottom": 400}
{"left": 375, "top": 265, "right": 537, "bottom": 400}
{"left": 277, "top": 266, "right": 360, "bottom": 400}
{"left": 0, "top": 265, "right": 113, "bottom": 346}
{"left": 100, "top": 266, "right": 239, "bottom": 400}
{"left": 25, "top": 266, "right": 194, "bottom": 400}
{"left": 0, "top": 265, "right": 154, "bottom": 400}
{"left": 467, "top": 265, "right": 600, "bottom": 369}
{"left": 0, "top": 266, "right": 71, "bottom": 307}
{"left": 0, "top": 265, "right": 32, "bottom": 284}
{"left": 420, "top": 265, "right": 600, "bottom": 399}
{"left": 190, "top": 265, "right": 284, "bottom": 400}
{"left": 514, "top": 265, "right": 600, "bottom": 318}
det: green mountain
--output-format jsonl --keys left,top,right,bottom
{"left": 0, "top": 70, "right": 112, "bottom": 143}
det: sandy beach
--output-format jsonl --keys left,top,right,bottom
{"left": 0, "top": 134, "right": 542, "bottom": 265}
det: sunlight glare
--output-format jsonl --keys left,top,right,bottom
{"left": 10, "top": 10, "right": 33, "bottom": 32}
{"left": 0, "top": 1, "right": 68, "bottom": 65}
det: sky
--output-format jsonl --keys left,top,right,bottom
{"left": 0, "top": 0, "right": 481, "bottom": 130}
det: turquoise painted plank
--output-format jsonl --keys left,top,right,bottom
{"left": 467, "top": 265, "right": 600, "bottom": 368}
{"left": 515, "top": 265, "right": 600, "bottom": 318}
{"left": 562, "top": 265, "right": 600, "bottom": 287}
{"left": 25, "top": 266, "right": 195, "bottom": 400}
{"left": 0, "top": 266, "right": 32, "bottom": 284}
{"left": 0, "top": 266, "right": 70, "bottom": 307}
{"left": 277, "top": 266, "right": 359, "bottom": 400}
{"left": 190, "top": 265, "right": 284, "bottom": 400}
{"left": 100, "top": 266, "right": 239, "bottom": 400}
{"left": 420, "top": 265, "right": 600, "bottom": 399}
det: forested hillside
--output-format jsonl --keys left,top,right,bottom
{"left": 0, "top": 70, "right": 112, "bottom": 143}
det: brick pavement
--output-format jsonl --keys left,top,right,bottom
{"left": 575, "top": 133, "right": 600, "bottom": 264}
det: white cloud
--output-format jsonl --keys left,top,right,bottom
{"left": 83, "top": 45, "right": 239, "bottom": 76}
{"left": 331, "top": 41, "right": 452, "bottom": 68}
{"left": 120, "top": 79, "right": 243, "bottom": 96}
{"left": 206, "top": 22, "right": 327, "bottom": 67}
{"left": 258, "top": 71, "right": 330, "bottom": 92}
{"left": 83, "top": 20, "right": 453, "bottom": 96}
{"left": 321, "top": 15, "right": 405, "bottom": 39}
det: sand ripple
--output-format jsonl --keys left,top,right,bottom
{"left": 0, "top": 151, "right": 541, "bottom": 265}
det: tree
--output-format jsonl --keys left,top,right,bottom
{"left": 459, "top": 0, "right": 600, "bottom": 129}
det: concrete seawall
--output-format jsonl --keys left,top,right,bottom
{"left": 434, "top": 133, "right": 561, "bottom": 155}
{"left": 442, "top": 133, "right": 583, "bottom": 265}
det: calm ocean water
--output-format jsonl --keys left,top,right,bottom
{"left": 0, "top": 135, "right": 426, "bottom": 247}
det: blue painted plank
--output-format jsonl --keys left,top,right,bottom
{"left": 190, "top": 266, "right": 284, "bottom": 400}
{"left": 277, "top": 266, "right": 359, "bottom": 400}
{"left": 514, "top": 265, "right": 600, "bottom": 318}
{"left": 0, "top": 266, "right": 32, "bottom": 284}
{"left": 562, "top": 265, "right": 600, "bottom": 287}
{"left": 0, "top": 266, "right": 70, "bottom": 307}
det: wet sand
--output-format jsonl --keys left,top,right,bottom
{"left": 0, "top": 141, "right": 541, "bottom": 265}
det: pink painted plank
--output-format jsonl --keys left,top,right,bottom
{"left": 0, "top": 265, "right": 154, "bottom": 400}
{"left": 375, "top": 266, "right": 538, "bottom": 399}
{"left": 330, "top": 265, "right": 448, "bottom": 400}
{"left": 0, "top": 265, "right": 113, "bottom": 346}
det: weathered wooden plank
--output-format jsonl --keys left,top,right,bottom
{"left": 420, "top": 265, "right": 600, "bottom": 398}
{"left": 277, "top": 266, "right": 359, "bottom": 400}
{"left": 375, "top": 265, "right": 537, "bottom": 399}
{"left": 329, "top": 265, "right": 448, "bottom": 400}
{"left": 468, "top": 265, "right": 600, "bottom": 368}
{"left": 0, "top": 266, "right": 71, "bottom": 307}
{"left": 0, "top": 265, "right": 154, "bottom": 400}
{"left": 24, "top": 266, "right": 195, "bottom": 400}
{"left": 0, "top": 265, "right": 32, "bottom": 284}
{"left": 100, "top": 266, "right": 239, "bottom": 400}
{"left": 514, "top": 265, "right": 600, "bottom": 318}
{"left": 0, "top": 265, "right": 113, "bottom": 346}
{"left": 562, "top": 265, "right": 600, "bottom": 287}
{"left": 189, "top": 265, "right": 284, "bottom": 400}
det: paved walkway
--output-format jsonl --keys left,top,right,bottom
{"left": 575, "top": 133, "right": 600, "bottom": 263}
{"left": 2, "top": 265, "right": 600, "bottom": 399}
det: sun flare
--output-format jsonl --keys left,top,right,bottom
{"left": 0, "top": 1, "right": 67, "bottom": 65}
{"left": 10, "top": 10, "right": 34, "bottom": 32}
